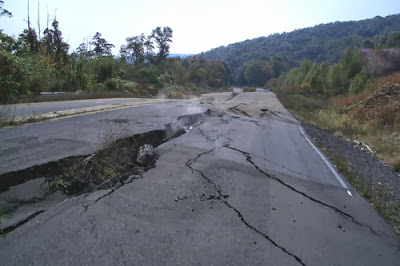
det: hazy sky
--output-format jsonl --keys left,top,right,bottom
{"left": 1, "top": 0, "right": 399, "bottom": 54}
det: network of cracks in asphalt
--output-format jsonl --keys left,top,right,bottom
{"left": 185, "top": 133, "right": 379, "bottom": 266}
{"left": 0, "top": 110, "right": 379, "bottom": 266}
{"left": 0, "top": 111, "right": 209, "bottom": 235}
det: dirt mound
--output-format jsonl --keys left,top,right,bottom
{"left": 362, "top": 83, "right": 400, "bottom": 108}
{"left": 357, "top": 83, "right": 400, "bottom": 125}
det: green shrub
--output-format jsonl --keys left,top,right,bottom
{"left": 138, "top": 67, "right": 163, "bottom": 88}
{"left": 104, "top": 78, "right": 122, "bottom": 91}
{"left": 349, "top": 70, "right": 368, "bottom": 94}
{"left": 90, "top": 83, "right": 106, "bottom": 92}
{"left": 120, "top": 80, "right": 137, "bottom": 93}
{"left": 243, "top": 86, "right": 256, "bottom": 92}
{"left": 0, "top": 50, "right": 24, "bottom": 102}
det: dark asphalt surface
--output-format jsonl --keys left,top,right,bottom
{"left": 0, "top": 98, "right": 157, "bottom": 117}
{"left": 0, "top": 101, "right": 202, "bottom": 174}
{"left": 0, "top": 93, "right": 399, "bottom": 265}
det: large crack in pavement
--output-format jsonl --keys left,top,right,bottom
{"left": 0, "top": 111, "right": 212, "bottom": 236}
{"left": 223, "top": 144, "right": 377, "bottom": 235}
{"left": 260, "top": 108, "right": 280, "bottom": 118}
{"left": 0, "top": 210, "right": 45, "bottom": 235}
{"left": 93, "top": 175, "right": 142, "bottom": 205}
{"left": 225, "top": 92, "right": 240, "bottom": 101}
{"left": 228, "top": 103, "right": 252, "bottom": 117}
{"left": 198, "top": 128, "right": 214, "bottom": 144}
{"left": 185, "top": 148, "right": 306, "bottom": 266}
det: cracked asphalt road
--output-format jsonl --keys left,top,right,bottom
{"left": 0, "top": 91, "right": 399, "bottom": 265}
{"left": 0, "top": 100, "right": 201, "bottom": 174}
{"left": 0, "top": 98, "right": 178, "bottom": 118}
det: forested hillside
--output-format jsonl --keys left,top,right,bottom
{"left": 203, "top": 14, "right": 400, "bottom": 86}
{"left": 254, "top": 15, "right": 400, "bottom": 175}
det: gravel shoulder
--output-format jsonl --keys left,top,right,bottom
{"left": 303, "top": 123, "right": 400, "bottom": 234}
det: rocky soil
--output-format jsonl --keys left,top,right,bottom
{"left": 303, "top": 123, "right": 400, "bottom": 234}
{"left": 303, "top": 123, "right": 400, "bottom": 197}
{"left": 356, "top": 82, "right": 400, "bottom": 125}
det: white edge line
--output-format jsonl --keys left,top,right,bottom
{"left": 299, "top": 126, "right": 349, "bottom": 190}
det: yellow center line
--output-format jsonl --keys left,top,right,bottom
{"left": 1, "top": 99, "right": 187, "bottom": 129}
{"left": 37, "top": 100, "right": 184, "bottom": 122}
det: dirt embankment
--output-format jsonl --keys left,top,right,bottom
{"left": 355, "top": 82, "right": 400, "bottom": 125}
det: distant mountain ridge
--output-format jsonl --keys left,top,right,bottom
{"left": 168, "top": 53, "right": 193, "bottom": 58}
{"left": 202, "top": 14, "right": 400, "bottom": 85}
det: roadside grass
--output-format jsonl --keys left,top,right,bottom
{"left": 329, "top": 89, "right": 373, "bottom": 108}
{"left": 17, "top": 91, "right": 148, "bottom": 104}
{"left": 312, "top": 110, "right": 399, "bottom": 167}
{"left": 160, "top": 85, "right": 232, "bottom": 99}
{"left": 323, "top": 153, "right": 400, "bottom": 235}
{"left": 0, "top": 105, "right": 17, "bottom": 128}
{"left": 0, "top": 113, "right": 64, "bottom": 129}
{"left": 54, "top": 121, "right": 134, "bottom": 193}
{"left": 14, "top": 85, "right": 232, "bottom": 104}
{"left": 275, "top": 91, "right": 328, "bottom": 121}
{"left": 276, "top": 87, "right": 400, "bottom": 234}
{"left": 276, "top": 88, "right": 400, "bottom": 170}
{"left": 43, "top": 120, "right": 160, "bottom": 195}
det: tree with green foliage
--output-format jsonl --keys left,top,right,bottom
{"left": 348, "top": 70, "right": 368, "bottom": 94}
{"left": 1, "top": 13, "right": 232, "bottom": 103}
{"left": 75, "top": 42, "right": 93, "bottom": 60}
{"left": 0, "top": 30, "right": 14, "bottom": 52}
{"left": 91, "top": 32, "right": 114, "bottom": 57}
{"left": 42, "top": 27, "right": 53, "bottom": 57}
{"left": 0, "top": 50, "right": 25, "bottom": 102}
{"left": 89, "top": 56, "right": 116, "bottom": 83}
{"left": 0, "top": 0, "right": 11, "bottom": 17}
{"left": 120, "top": 27, "right": 172, "bottom": 66}
{"left": 40, "top": 18, "right": 69, "bottom": 67}
{"left": 15, "top": 27, "right": 39, "bottom": 55}
{"left": 278, "top": 47, "right": 373, "bottom": 96}
{"left": 51, "top": 19, "right": 69, "bottom": 65}
{"left": 125, "top": 34, "right": 146, "bottom": 65}
{"left": 202, "top": 14, "right": 400, "bottom": 85}
{"left": 144, "top": 34, "right": 155, "bottom": 63}
{"left": 152, "top": 26, "right": 173, "bottom": 62}
{"left": 363, "top": 40, "right": 375, "bottom": 49}
{"left": 342, "top": 48, "right": 363, "bottom": 80}
{"left": 0, "top": 1, "right": 24, "bottom": 102}
{"left": 303, "top": 64, "right": 321, "bottom": 93}
{"left": 318, "top": 62, "right": 330, "bottom": 94}
{"left": 379, "top": 32, "right": 400, "bottom": 48}
{"left": 243, "top": 60, "right": 270, "bottom": 86}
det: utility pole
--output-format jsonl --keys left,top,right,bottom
{"left": 37, "top": 0, "right": 41, "bottom": 39}
{"left": 46, "top": 4, "right": 49, "bottom": 29}
{"left": 27, "top": 0, "right": 31, "bottom": 29}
